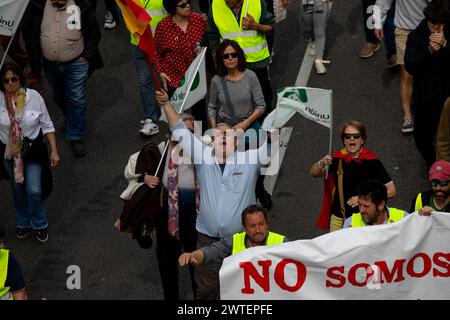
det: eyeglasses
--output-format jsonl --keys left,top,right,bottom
{"left": 2, "top": 76, "right": 19, "bottom": 84}
{"left": 223, "top": 53, "right": 238, "bottom": 60}
{"left": 177, "top": 0, "right": 191, "bottom": 8}
{"left": 430, "top": 180, "right": 449, "bottom": 187}
{"left": 344, "top": 133, "right": 361, "bottom": 140}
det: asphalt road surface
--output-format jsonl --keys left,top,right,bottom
{"left": 0, "top": 0, "right": 429, "bottom": 300}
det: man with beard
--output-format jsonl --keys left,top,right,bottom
{"left": 343, "top": 180, "right": 409, "bottom": 228}
{"left": 178, "top": 204, "right": 287, "bottom": 280}
{"left": 411, "top": 160, "right": 450, "bottom": 215}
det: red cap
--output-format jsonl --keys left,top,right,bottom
{"left": 429, "top": 160, "right": 450, "bottom": 182}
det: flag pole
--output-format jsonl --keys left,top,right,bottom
{"left": 244, "top": 0, "right": 250, "bottom": 17}
{"left": 177, "top": 47, "right": 206, "bottom": 114}
{"left": 0, "top": 33, "right": 15, "bottom": 71}
{"left": 325, "top": 90, "right": 333, "bottom": 179}
{"left": 154, "top": 48, "right": 207, "bottom": 177}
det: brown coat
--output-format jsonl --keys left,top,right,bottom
{"left": 436, "top": 97, "right": 450, "bottom": 162}
{"left": 118, "top": 143, "right": 162, "bottom": 244}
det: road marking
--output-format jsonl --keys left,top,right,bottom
{"left": 295, "top": 39, "right": 315, "bottom": 86}
{"left": 265, "top": 2, "right": 333, "bottom": 196}
{"left": 264, "top": 127, "right": 293, "bottom": 195}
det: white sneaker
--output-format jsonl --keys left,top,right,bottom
{"left": 139, "top": 119, "right": 159, "bottom": 136}
{"left": 314, "top": 59, "right": 327, "bottom": 75}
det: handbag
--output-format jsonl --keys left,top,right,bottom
{"left": 21, "top": 131, "right": 44, "bottom": 160}
{"left": 330, "top": 159, "right": 345, "bottom": 232}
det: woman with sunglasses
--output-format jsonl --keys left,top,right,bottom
{"left": 310, "top": 120, "right": 396, "bottom": 232}
{"left": 0, "top": 62, "right": 60, "bottom": 243}
{"left": 208, "top": 40, "right": 266, "bottom": 133}
{"left": 155, "top": 0, "right": 207, "bottom": 125}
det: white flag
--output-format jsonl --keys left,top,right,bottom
{"left": 262, "top": 87, "right": 332, "bottom": 130}
{"left": 0, "top": 0, "right": 29, "bottom": 36}
{"left": 160, "top": 47, "right": 207, "bottom": 121}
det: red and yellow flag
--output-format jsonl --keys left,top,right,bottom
{"left": 116, "top": 0, "right": 157, "bottom": 62}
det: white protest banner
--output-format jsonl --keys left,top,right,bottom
{"left": 220, "top": 212, "right": 450, "bottom": 300}
{"left": 160, "top": 47, "right": 207, "bottom": 122}
{"left": 262, "top": 86, "right": 332, "bottom": 130}
{"left": 0, "top": 0, "right": 29, "bottom": 36}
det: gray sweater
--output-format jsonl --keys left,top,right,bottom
{"left": 375, "top": 0, "right": 431, "bottom": 30}
{"left": 208, "top": 69, "right": 266, "bottom": 124}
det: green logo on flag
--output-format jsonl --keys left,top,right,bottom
{"left": 177, "top": 72, "right": 199, "bottom": 91}
{"left": 281, "top": 88, "right": 308, "bottom": 103}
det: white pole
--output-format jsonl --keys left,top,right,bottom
{"left": 154, "top": 139, "right": 170, "bottom": 177}
{"left": 325, "top": 90, "right": 333, "bottom": 179}
{"left": 176, "top": 47, "right": 206, "bottom": 114}
{"left": 244, "top": 0, "right": 250, "bottom": 18}
{"left": 154, "top": 48, "right": 207, "bottom": 176}
{"left": 0, "top": 34, "right": 15, "bottom": 71}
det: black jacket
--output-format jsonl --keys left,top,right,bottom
{"left": 405, "top": 19, "right": 450, "bottom": 107}
{"left": 21, "top": 0, "right": 103, "bottom": 76}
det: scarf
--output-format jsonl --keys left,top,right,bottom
{"left": 167, "top": 142, "right": 200, "bottom": 240}
{"left": 315, "top": 148, "right": 379, "bottom": 230}
{"left": 3, "top": 88, "right": 27, "bottom": 184}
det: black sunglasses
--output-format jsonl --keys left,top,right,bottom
{"left": 223, "top": 53, "right": 238, "bottom": 60}
{"left": 177, "top": 0, "right": 191, "bottom": 8}
{"left": 344, "top": 133, "right": 361, "bottom": 140}
{"left": 430, "top": 180, "right": 449, "bottom": 187}
{"left": 2, "top": 76, "right": 19, "bottom": 84}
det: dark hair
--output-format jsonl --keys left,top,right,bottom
{"left": 214, "top": 39, "right": 247, "bottom": 77}
{"left": 241, "top": 204, "right": 267, "bottom": 226}
{"left": 357, "top": 180, "right": 388, "bottom": 207}
{"left": 340, "top": 120, "right": 367, "bottom": 144}
{"left": 0, "top": 62, "right": 26, "bottom": 92}
{"left": 424, "top": 0, "right": 450, "bottom": 24}
{"left": 163, "top": 0, "right": 184, "bottom": 15}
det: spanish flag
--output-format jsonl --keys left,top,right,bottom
{"left": 116, "top": 0, "right": 157, "bottom": 63}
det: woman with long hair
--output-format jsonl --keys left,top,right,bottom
{"left": 208, "top": 39, "right": 266, "bottom": 132}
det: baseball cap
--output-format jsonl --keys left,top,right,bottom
{"left": 429, "top": 160, "right": 450, "bottom": 182}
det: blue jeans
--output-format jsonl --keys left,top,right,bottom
{"left": 3, "top": 160, "right": 48, "bottom": 230}
{"left": 43, "top": 58, "right": 89, "bottom": 141}
{"left": 132, "top": 45, "right": 158, "bottom": 123}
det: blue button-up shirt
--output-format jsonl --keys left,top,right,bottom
{"left": 170, "top": 120, "right": 272, "bottom": 238}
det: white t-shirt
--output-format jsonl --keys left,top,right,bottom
{"left": 0, "top": 89, "right": 55, "bottom": 143}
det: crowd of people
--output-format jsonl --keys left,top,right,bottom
{"left": 0, "top": 0, "right": 449, "bottom": 301}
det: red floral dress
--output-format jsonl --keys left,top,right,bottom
{"left": 155, "top": 12, "right": 206, "bottom": 88}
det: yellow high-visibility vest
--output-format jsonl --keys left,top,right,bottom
{"left": 350, "top": 207, "right": 406, "bottom": 227}
{"left": 211, "top": 0, "right": 269, "bottom": 63}
{"left": 414, "top": 193, "right": 423, "bottom": 212}
{"left": 130, "top": 0, "right": 168, "bottom": 45}
{"left": 0, "top": 249, "right": 13, "bottom": 300}
{"left": 232, "top": 231, "right": 285, "bottom": 254}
